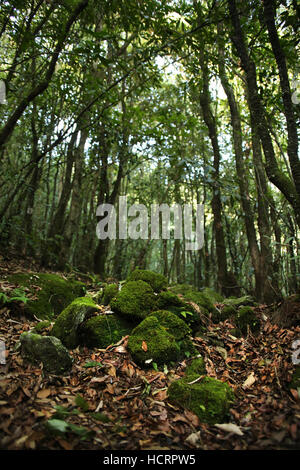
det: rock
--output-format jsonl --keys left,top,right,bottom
{"left": 110, "top": 280, "right": 156, "bottom": 321}
{"left": 168, "top": 358, "right": 235, "bottom": 424}
{"left": 20, "top": 332, "right": 73, "bottom": 375}
{"left": 127, "top": 310, "right": 196, "bottom": 366}
{"left": 32, "top": 320, "right": 52, "bottom": 333}
{"left": 235, "top": 306, "right": 260, "bottom": 335}
{"left": 219, "top": 305, "right": 237, "bottom": 321}
{"left": 169, "top": 284, "right": 220, "bottom": 319}
{"left": 155, "top": 290, "right": 201, "bottom": 332}
{"left": 223, "top": 295, "right": 257, "bottom": 308}
{"left": 101, "top": 283, "right": 119, "bottom": 306}
{"left": 200, "top": 287, "right": 224, "bottom": 304}
{"left": 7, "top": 272, "right": 85, "bottom": 319}
{"left": 184, "top": 357, "right": 207, "bottom": 378}
{"left": 128, "top": 316, "right": 179, "bottom": 366}
{"left": 78, "top": 313, "right": 133, "bottom": 348}
{"left": 51, "top": 297, "right": 101, "bottom": 349}
{"left": 127, "top": 269, "right": 167, "bottom": 292}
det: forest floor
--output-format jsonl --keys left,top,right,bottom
{"left": 0, "top": 256, "right": 299, "bottom": 451}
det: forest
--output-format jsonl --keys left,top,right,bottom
{"left": 0, "top": 0, "right": 299, "bottom": 454}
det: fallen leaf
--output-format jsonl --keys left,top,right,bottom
{"left": 37, "top": 388, "right": 51, "bottom": 399}
{"left": 185, "top": 431, "right": 201, "bottom": 446}
{"left": 215, "top": 423, "right": 244, "bottom": 436}
{"left": 242, "top": 372, "right": 256, "bottom": 390}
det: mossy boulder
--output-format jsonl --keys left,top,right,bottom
{"left": 201, "top": 288, "right": 224, "bottom": 304}
{"left": 223, "top": 295, "right": 257, "bottom": 308}
{"left": 128, "top": 310, "right": 196, "bottom": 366}
{"left": 219, "top": 305, "right": 237, "bottom": 321}
{"left": 110, "top": 280, "right": 156, "bottom": 321}
{"left": 7, "top": 272, "right": 85, "bottom": 319}
{"left": 169, "top": 285, "right": 219, "bottom": 317}
{"left": 181, "top": 290, "right": 218, "bottom": 318}
{"left": 101, "top": 283, "right": 119, "bottom": 306}
{"left": 185, "top": 357, "right": 207, "bottom": 378}
{"left": 127, "top": 269, "right": 167, "bottom": 292}
{"left": 20, "top": 332, "right": 73, "bottom": 375}
{"left": 155, "top": 290, "right": 201, "bottom": 331}
{"left": 235, "top": 306, "right": 260, "bottom": 335}
{"left": 51, "top": 297, "right": 101, "bottom": 349}
{"left": 168, "top": 358, "right": 234, "bottom": 424}
{"left": 78, "top": 314, "right": 133, "bottom": 349}
{"left": 169, "top": 284, "right": 195, "bottom": 296}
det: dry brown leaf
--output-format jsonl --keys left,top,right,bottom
{"left": 242, "top": 372, "right": 256, "bottom": 390}
{"left": 36, "top": 388, "right": 51, "bottom": 399}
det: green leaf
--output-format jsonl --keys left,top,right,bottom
{"left": 75, "top": 394, "right": 89, "bottom": 411}
{"left": 83, "top": 361, "right": 103, "bottom": 368}
{"left": 45, "top": 419, "right": 69, "bottom": 435}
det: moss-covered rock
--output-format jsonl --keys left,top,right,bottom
{"left": 151, "top": 310, "right": 191, "bottom": 341}
{"left": 219, "top": 305, "right": 237, "bottom": 321}
{"left": 32, "top": 320, "right": 52, "bottom": 333}
{"left": 155, "top": 290, "right": 201, "bottom": 331}
{"left": 127, "top": 269, "right": 167, "bottom": 292}
{"left": 235, "top": 306, "right": 260, "bottom": 335}
{"left": 185, "top": 357, "right": 207, "bottom": 379}
{"left": 78, "top": 314, "right": 133, "bottom": 348}
{"left": 169, "top": 284, "right": 195, "bottom": 296}
{"left": 7, "top": 272, "right": 85, "bottom": 319}
{"left": 20, "top": 332, "right": 73, "bottom": 375}
{"left": 128, "top": 310, "right": 196, "bottom": 366}
{"left": 181, "top": 290, "right": 218, "bottom": 318}
{"left": 201, "top": 288, "right": 224, "bottom": 304}
{"left": 51, "top": 297, "right": 101, "bottom": 349}
{"left": 110, "top": 280, "right": 156, "bottom": 321}
{"left": 101, "top": 283, "right": 119, "bottom": 306}
{"left": 156, "top": 290, "right": 186, "bottom": 309}
{"left": 128, "top": 315, "right": 179, "bottom": 366}
{"left": 223, "top": 295, "right": 257, "bottom": 308}
{"left": 168, "top": 375, "right": 235, "bottom": 424}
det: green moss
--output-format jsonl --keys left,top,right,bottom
{"left": 169, "top": 285, "right": 218, "bottom": 316}
{"left": 51, "top": 297, "right": 101, "bottom": 349}
{"left": 201, "top": 288, "right": 224, "bottom": 304}
{"left": 101, "top": 283, "right": 119, "bottom": 306}
{"left": 219, "top": 305, "right": 237, "bottom": 321}
{"left": 235, "top": 306, "right": 260, "bottom": 335}
{"left": 185, "top": 357, "right": 206, "bottom": 379}
{"left": 7, "top": 272, "right": 85, "bottom": 319}
{"left": 128, "top": 310, "right": 196, "bottom": 366}
{"left": 20, "top": 332, "right": 73, "bottom": 375}
{"left": 156, "top": 290, "right": 186, "bottom": 309}
{"left": 110, "top": 280, "right": 156, "bottom": 321}
{"left": 169, "top": 284, "right": 195, "bottom": 296}
{"left": 151, "top": 310, "right": 191, "bottom": 340}
{"left": 223, "top": 295, "right": 257, "bottom": 308}
{"left": 156, "top": 291, "right": 201, "bottom": 331}
{"left": 79, "top": 314, "right": 133, "bottom": 348}
{"left": 127, "top": 269, "right": 167, "bottom": 292}
{"left": 32, "top": 320, "right": 52, "bottom": 333}
{"left": 168, "top": 375, "right": 235, "bottom": 424}
{"left": 181, "top": 290, "right": 218, "bottom": 317}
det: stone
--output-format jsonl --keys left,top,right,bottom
{"left": 20, "top": 332, "right": 73, "bottom": 375}
{"left": 51, "top": 297, "right": 101, "bottom": 349}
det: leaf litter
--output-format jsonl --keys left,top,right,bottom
{"left": 0, "top": 266, "right": 299, "bottom": 450}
